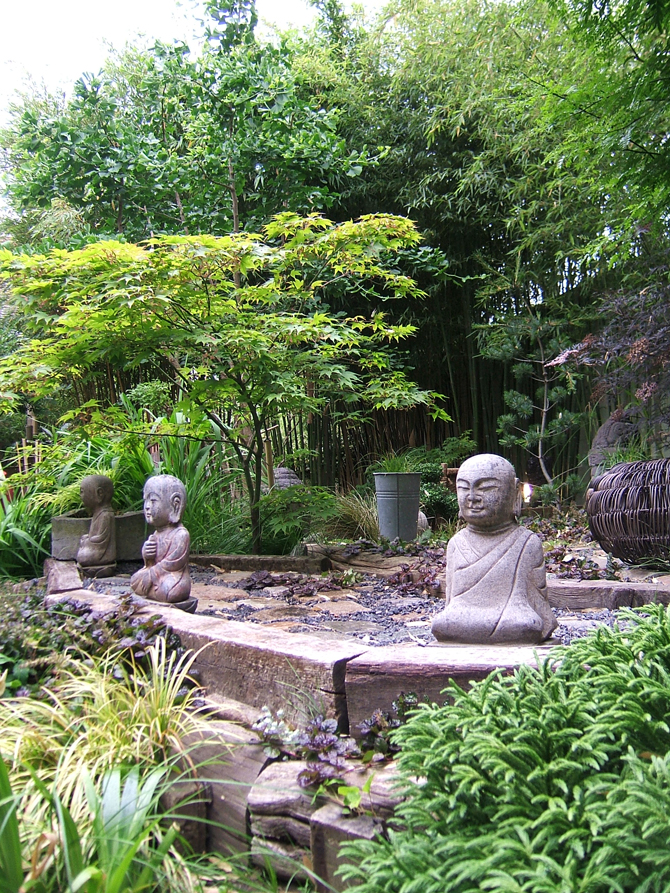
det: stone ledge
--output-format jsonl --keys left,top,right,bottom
{"left": 191, "top": 554, "right": 331, "bottom": 573}
{"left": 345, "top": 642, "right": 554, "bottom": 736}
{"left": 547, "top": 578, "right": 670, "bottom": 610}
{"left": 43, "top": 583, "right": 367, "bottom": 729}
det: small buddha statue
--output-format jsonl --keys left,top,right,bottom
{"left": 77, "top": 474, "right": 116, "bottom": 577}
{"left": 130, "top": 475, "right": 196, "bottom": 612}
{"left": 431, "top": 454, "right": 557, "bottom": 645}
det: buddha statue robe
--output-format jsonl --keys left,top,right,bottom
{"left": 431, "top": 524, "right": 557, "bottom": 644}
{"left": 130, "top": 523, "right": 191, "bottom": 604}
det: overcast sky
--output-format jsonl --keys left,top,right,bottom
{"left": 0, "top": 0, "right": 363, "bottom": 126}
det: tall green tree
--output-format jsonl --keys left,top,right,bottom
{"left": 0, "top": 213, "right": 446, "bottom": 552}
{"left": 295, "top": 0, "right": 610, "bottom": 470}
{"left": 1, "top": 10, "right": 364, "bottom": 243}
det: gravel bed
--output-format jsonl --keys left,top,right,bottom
{"left": 89, "top": 562, "right": 626, "bottom": 649}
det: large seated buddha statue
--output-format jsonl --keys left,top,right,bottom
{"left": 431, "top": 454, "right": 557, "bottom": 645}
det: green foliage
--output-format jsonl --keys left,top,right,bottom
{"left": 419, "top": 481, "right": 459, "bottom": 521}
{"left": 370, "top": 453, "right": 412, "bottom": 473}
{"left": 401, "top": 437, "right": 476, "bottom": 471}
{"left": 1, "top": 17, "right": 365, "bottom": 243}
{"left": 0, "top": 492, "right": 51, "bottom": 580}
{"left": 0, "top": 631, "right": 220, "bottom": 892}
{"left": 0, "top": 755, "right": 22, "bottom": 893}
{"left": 602, "top": 433, "right": 653, "bottom": 470}
{"left": 252, "top": 706, "right": 359, "bottom": 788}
{"left": 358, "top": 693, "right": 419, "bottom": 764}
{"left": 323, "top": 489, "right": 380, "bottom": 543}
{"left": 155, "top": 423, "right": 246, "bottom": 555}
{"left": 341, "top": 605, "right": 670, "bottom": 893}
{"left": 0, "top": 214, "right": 445, "bottom": 553}
{"left": 0, "top": 430, "right": 154, "bottom": 579}
{"left": 0, "top": 585, "right": 178, "bottom": 697}
{"left": 259, "top": 485, "right": 338, "bottom": 554}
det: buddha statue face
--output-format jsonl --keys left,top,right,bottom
{"left": 456, "top": 454, "right": 519, "bottom": 531}
{"left": 143, "top": 475, "right": 187, "bottom": 528}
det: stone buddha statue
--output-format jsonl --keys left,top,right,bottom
{"left": 431, "top": 454, "right": 557, "bottom": 645}
{"left": 77, "top": 474, "right": 116, "bottom": 577}
{"left": 130, "top": 475, "right": 195, "bottom": 612}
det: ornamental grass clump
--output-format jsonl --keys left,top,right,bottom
{"left": 341, "top": 605, "right": 670, "bottom": 893}
{"left": 0, "top": 638, "right": 208, "bottom": 826}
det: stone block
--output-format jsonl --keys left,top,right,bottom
{"left": 44, "top": 558, "right": 82, "bottom": 593}
{"left": 345, "top": 642, "right": 553, "bottom": 736}
{"left": 248, "top": 761, "right": 322, "bottom": 823}
{"left": 547, "top": 578, "right": 670, "bottom": 610}
{"left": 250, "top": 837, "right": 312, "bottom": 882}
{"left": 51, "top": 514, "right": 90, "bottom": 561}
{"left": 114, "top": 511, "right": 146, "bottom": 560}
{"left": 146, "top": 608, "right": 366, "bottom": 728}
{"left": 159, "top": 776, "right": 209, "bottom": 854}
{"left": 182, "top": 720, "right": 269, "bottom": 855}
{"left": 251, "top": 814, "right": 312, "bottom": 848}
{"left": 310, "top": 802, "right": 384, "bottom": 893}
{"left": 191, "top": 554, "right": 331, "bottom": 573}
{"left": 248, "top": 761, "right": 318, "bottom": 883}
{"left": 51, "top": 511, "right": 146, "bottom": 561}
{"left": 340, "top": 762, "right": 403, "bottom": 819}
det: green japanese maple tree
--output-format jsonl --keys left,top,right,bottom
{"left": 0, "top": 213, "right": 447, "bottom": 552}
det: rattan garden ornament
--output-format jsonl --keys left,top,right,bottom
{"left": 77, "top": 474, "right": 116, "bottom": 577}
{"left": 130, "top": 475, "right": 196, "bottom": 612}
{"left": 431, "top": 454, "right": 556, "bottom": 644}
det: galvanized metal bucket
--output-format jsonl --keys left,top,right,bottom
{"left": 373, "top": 472, "right": 421, "bottom": 541}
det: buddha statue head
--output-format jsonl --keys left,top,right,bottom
{"left": 142, "top": 475, "right": 187, "bottom": 529}
{"left": 455, "top": 454, "right": 521, "bottom": 532}
{"left": 80, "top": 474, "right": 114, "bottom": 515}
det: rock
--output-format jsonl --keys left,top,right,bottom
{"left": 251, "top": 814, "right": 312, "bottom": 848}
{"left": 44, "top": 558, "right": 82, "bottom": 594}
{"left": 248, "top": 761, "right": 322, "bottom": 822}
{"left": 250, "top": 837, "right": 312, "bottom": 881}
{"left": 182, "top": 720, "right": 269, "bottom": 855}
{"left": 273, "top": 467, "right": 303, "bottom": 490}
{"left": 310, "top": 802, "right": 384, "bottom": 893}
{"left": 345, "top": 642, "right": 553, "bottom": 736}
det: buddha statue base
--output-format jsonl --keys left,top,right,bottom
{"left": 78, "top": 562, "right": 117, "bottom": 579}
{"left": 172, "top": 596, "right": 198, "bottom": 614}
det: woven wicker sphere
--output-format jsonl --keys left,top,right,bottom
{"left": 586, "top": 458, "right": 670, "bottom": 562}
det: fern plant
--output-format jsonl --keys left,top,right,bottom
{"left": 341, "top": 605, "right": 670, "bottom": 893}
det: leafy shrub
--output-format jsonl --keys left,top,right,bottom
{"left": 358, "top": 693, "right": 419, "bottom": 763}
{"left": 0, "top": 585, "right": 179, "bottom": 697}
{"left": 403, "top": 434, "right": 476, "bottom": 469}
{"left": 0, "top": 430, "right": 155, "bottom": 578}
{"left": 341, "top": 605, "right": 670, "bottom": 893}
{"left": 419, "top": 481, "right": 459, "bottom": 521}
{"left": 259, "top": 485, "right": 338, "bottom": 554}
{"left": 252, "top": 706, "right": 360, "bottom": 788}
{"left": 156, "top": 427, "right": 249, "bottom": 555}
{"left": 0, "top": 492, "right": 52, "bottom": 580}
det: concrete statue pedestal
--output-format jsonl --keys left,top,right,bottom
{"left": 52, "top": 510, "right": 147, "bottom": 561}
